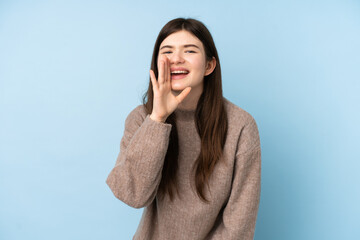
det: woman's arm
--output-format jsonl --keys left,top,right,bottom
{"left": 208, "top": 119, "right": 261, "bottom": 240}
{"left": 106, "top": 107, "right": 172, "bottom": 208}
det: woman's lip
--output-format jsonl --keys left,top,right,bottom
{"left": 170, "top": 67, "right": 189, "bottom": 72}
{"left": 171, "top": 73, "right": 188, "bottom": 80}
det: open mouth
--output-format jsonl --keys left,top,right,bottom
{"left": 171, "top": 71, "right": 189, "bottom": 80}
{"left": 171, "top": 70, "right": 189, "bottom": 76}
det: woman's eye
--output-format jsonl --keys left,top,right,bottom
{"left": 161, "top": 50, "right": 195, "bottom": 54}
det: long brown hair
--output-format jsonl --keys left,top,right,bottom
{"left": 141, "top": 18, "right": 228, "bottom": 203}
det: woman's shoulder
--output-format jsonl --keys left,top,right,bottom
{"left": 222, "top": 97, "right": 257, "bottom": 126}
{"left": 223, "top": 97, "right": 261, "bottom": 151}
{"left": 124, "top": 104, "right": 148, "bottom": 125}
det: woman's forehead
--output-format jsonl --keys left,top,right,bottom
{"left": 160, "top": 30, "right": 203, "bottom": 48}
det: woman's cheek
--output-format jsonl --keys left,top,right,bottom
{"left": 190, "top": 58, "right": 205, "bottom": 71}
{"left": 157, "top": 57, "right": 162, "bottom": 69}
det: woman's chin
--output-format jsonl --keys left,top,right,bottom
{"left": 171, "top": 85, "right": 185, "bottom": 92}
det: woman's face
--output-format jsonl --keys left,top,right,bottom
{"left": 157, "top": 30, "right": 214, "bottom": 95}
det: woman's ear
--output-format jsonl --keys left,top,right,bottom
{"left": 204, "top": 57, "right": 216, "bottom": 76}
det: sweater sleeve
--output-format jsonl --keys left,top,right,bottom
{"left": 106, "top": 107, "right": 172, "bottom": 208}
{"left": 209, "top": 118, "right": 261, "bottom": 240}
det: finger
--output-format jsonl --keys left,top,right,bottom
{"left": 158, "top": 59, "right": 164, "bottom": 84}
{"left": 163, "top": 59, "right": 166, "bottom": 83}
{"left": 167, "top": 57, "right": 171, "bottom": 84}
{"left": 164, "top": 58, "right": 168, "bottom": 83}
{"left": 176, "top": 87, "right": 192, "bottom": 103}
{"left": 149, "top": 70, "right": 158, "bottom": 89}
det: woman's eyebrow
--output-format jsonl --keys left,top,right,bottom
{"left": 160, "top": 44, "right": 200, "bottom": 50}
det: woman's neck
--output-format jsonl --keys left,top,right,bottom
{"left": 173, "top": 85, "right": 203, "bottom": 111}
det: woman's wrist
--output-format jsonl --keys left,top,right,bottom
{"left": 150, "top": 113, "right": 166, "bottom": 123}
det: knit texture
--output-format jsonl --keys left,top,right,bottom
{"left": 106, "top": 97, "right": 261, "bottom": 240}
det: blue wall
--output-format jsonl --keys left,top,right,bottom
{"left": 1, "top": 0, "right": 359, "bottom": 239}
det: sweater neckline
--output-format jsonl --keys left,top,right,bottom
{"left": 174, "top": 107, "right": 196, "bottom": 121}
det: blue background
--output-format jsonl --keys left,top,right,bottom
{"left": 1, "top": 0, "right": 359, "bottom": 239}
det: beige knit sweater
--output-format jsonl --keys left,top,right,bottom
{"left": 106, "top": 97, "right": 261, "bottom": 240}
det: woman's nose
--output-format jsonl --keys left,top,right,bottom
{"left": 169, "top": 51, "right": 184, "bottom": 64}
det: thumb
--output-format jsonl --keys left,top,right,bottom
{"left": 176, "top": 87, "right": 191, "bottom": 104}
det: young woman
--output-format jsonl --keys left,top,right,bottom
{"left": 106, "top": 18, "right": 261, "bottom": 240}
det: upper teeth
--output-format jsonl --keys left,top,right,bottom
{"left": 171, "top": 70, "right": 188, "bottom": 74}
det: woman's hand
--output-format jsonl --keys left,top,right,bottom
{"left": 149, "top": 55, "right": 191, "bottom": 122}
